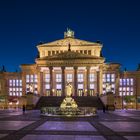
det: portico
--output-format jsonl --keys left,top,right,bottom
{"left": 37, "top": 64, "right": 104, "bottom": 97}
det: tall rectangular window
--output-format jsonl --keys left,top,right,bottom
{"left": 66, "top": 74, "right": 72, "bottom": 82}
{"left": 45, "top": 84, "right": 50, "bottom": 89}
{"left": 56, "top": 74, "right": 62, "bottom": 82}
{"left": 89, "top": 74, "right": 95, "bottom": 82}
{"left": 56, "top": 84, "right": 62, "bottom": 89}
{"left": 90, "top": 84, "right": 94, "bottom": 89}
{"left": 78, "top": 74, "right": 84, "bottom": 82}
{"left": 45, "top": 74, "right": 50, "bottom": 82}
{"left": 78, "top": 84, "right": 83, "bottom": 89}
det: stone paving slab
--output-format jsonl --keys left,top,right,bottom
{"left": 36, "top": 121, "right": 96, "bottom": 131}
{"left": 124, "top": 136, "right": 140, "bottom": 140}
{"left": 111, "top": 110, "right": 139, "bottom": 117}
{"left": 21, "top": 135, "right": 106, "bottom": 140}
{"left": 0, "top": 121, "right": 34, "bottom": 130}
{"left": 129, "top": 116, "right": 140, "bottom": 120}
{"left": 100, "top": 121, "right": 140, "bottom": 132}
{"left": 0, "top": 134, "right": 8, "bottom": 138}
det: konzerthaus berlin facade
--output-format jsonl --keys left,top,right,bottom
{"left": 0, "top": 29, "right": 140, "bottom": 109}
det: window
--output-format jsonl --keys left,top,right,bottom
{"left": 84, "top": 50, "right": 87, "bottom": 54}
{"left": 26, "top": 74, "right": 38, "bottom": 83}
{"left": 119, "top": 79, "right": 122, "bottom": 86}
{"left": 130, "top": 78, "right": 133, "bottom": 85}
{"left": 78, "top": 74, "right": 84, "bottom": 82}
{"left": 26, "top": 75, "right": 30, "bottom": 82}
{"left": 102, "top": 73, "right": 116, "bottom": 94}
{"left": 34, "top": 75, "right": 38, "bottom": 82}
{"left": 26, "top": 74, "right": 38, "bottom": 94}
{"left": 78, "top": 84, "right": 83, "bottom": 89}
{"left": 88, "top": 50, "right": 91, "bottom": 55}
{"left": 19, "top": 80, "right": 22, "bottom": 86}
{"left": 52, "top": 51, "right": 55, "bottom": 55}
{"left": 89, "top": 74, "right": 95, "bottom": 82}
{"left": 13, "top": 80, "right": 15, "bottom": 86}
{"left": 9, "top": 80, "right": 12, "bottom": 86}
{"left": 90, "top": 84, "right": 94, "bottom": 89}
{"left": 56, "top": 84, "right": 62, "bottom": 89}
{"left": 8, "top": 79, "right": 22, "bottom": 96}
{"left": 45, "top": 74, "right": 50, "bottom": 82}
{"left": 119, "top": 92, "right": 122, "bottom": 96}
{"left": 56, "top": 74, "right": 62, "bottom": 82}
{"left": 123, "top": 79, "right": 126, "bottom": 85}
{"left": 119, "top": 78, "right": 134, "bottom": 96}
{"left": 48, "top": 51, "right": 51, "bottom": 56}
{"left": 45, "top": 84, "right": 50, "bottom": 89}
{"left": 103, "top": 74, "right": 106, "bottom": 82}
{"left": 66, "top": 74, "right": 72, "bottom": 82}
{"left": 30, "top": 75, "right": 33, "bottom": 82}
{"left": 111, "top": 74, "right": 115, "bottom": 82}
{"left": 16, "top": 80, "right": 19, "bottom": 86}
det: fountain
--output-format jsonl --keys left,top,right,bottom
{"left": 41, "top": 83, "right": 97, "bottom": 117}
{"left": 59, "top": 83, "right": 80, "bottom": 116}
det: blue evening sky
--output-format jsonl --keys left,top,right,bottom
{"left": 0, "top": 0, "right": 140, "bottom": 71}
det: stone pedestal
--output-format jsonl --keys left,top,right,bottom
{"left": 60, "top": 97, "right": 78, "bottom": 109}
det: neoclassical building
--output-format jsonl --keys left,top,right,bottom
{"left": 0, "top": 29, "right": 140, "bottom": 109}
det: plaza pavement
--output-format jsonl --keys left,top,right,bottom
{"left": 0, "top": 109, "right": 140, "bottom": 140}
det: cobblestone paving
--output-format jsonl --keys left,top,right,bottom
{"left": 0, "top": 109, "right": 140, "bottom": 140}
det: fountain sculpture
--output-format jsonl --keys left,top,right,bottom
{"left": 41, "top": 83, "right": 97, "bottom": 117}
{"left": 60, "top": 83, "right": 79, "bottom": 115}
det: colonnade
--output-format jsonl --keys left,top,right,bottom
{"left": 38, "top": 66, "right": 103, "bottom": 96}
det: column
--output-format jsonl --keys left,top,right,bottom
{"left": 49, "top": 67, "right": 53, "bottom": 96}
{"left": 97, "top": 66, "right": 103, "bottom": 96}
{"left": 61, "top": 66, "right": 65, "bottom": 96}
{"left": 97, "top": 71, "right": 100, "bottom": 95}
{"left": 74, "top": 66, "right": 78, "bottom": 96}
{"left": 99, "top": 69, "right": 103, "bottom": 95}
{"left": 37, "top": 69, "right": 43, "bottom": 96}
{"left": 40, "top": 72, "right": 43, "bottom": 96}
{"left": 86, "top": 66, "right": 90, "bottom": 96}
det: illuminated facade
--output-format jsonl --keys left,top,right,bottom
{"left": 0, "top": 29, "right": 140, "bottom": 109}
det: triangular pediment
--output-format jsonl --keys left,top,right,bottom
{"left": 38, "top": 37, "right": 100, "bottom": 47}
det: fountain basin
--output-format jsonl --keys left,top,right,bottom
{"left": 40, "top": 107, "right": 97, "bottom": 117}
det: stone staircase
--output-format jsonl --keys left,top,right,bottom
{"left": 35, "top": 96, "right": 104, "bottom": 110}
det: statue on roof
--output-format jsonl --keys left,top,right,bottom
{"left": 64, "top": 28, "right": 75, "bottom": 38}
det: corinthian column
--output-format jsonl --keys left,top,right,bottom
{"left": 37, "top": 68, "right": 43, "bottom": 96}
{"left": 86, "top": 66, "right": 90, "bottom": 96}
{"left": 74, "top": 66, "right": 78, "bottom": 96}
{"left": 49, "top": 67, "right": 53, "bottom": 96}
{"left": 97, "top": 66, "right": 103, "bottom": 96}
{"left": 61, "top": 66, "right": 65, "bottom": 96}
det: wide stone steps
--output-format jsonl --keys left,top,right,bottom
{"left": 35, "top": 96, "right": 104, "bottom": 110}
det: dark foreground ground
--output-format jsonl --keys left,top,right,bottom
{"left": 0, "top": 109, "right": 140, "bottom": 140}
